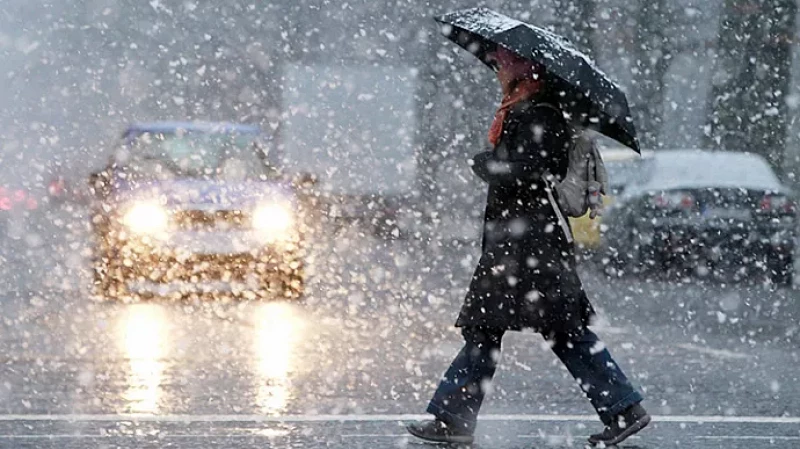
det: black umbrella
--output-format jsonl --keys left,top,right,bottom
{"left": 435, "top": 7, "right": 640, "bottom": 153}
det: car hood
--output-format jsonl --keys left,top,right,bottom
{"left": 114, "top": 179, "right": 295, "bottom": 209}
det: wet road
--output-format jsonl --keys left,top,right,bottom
{"left": 0, "top": 206, "right": 798, "bottom": 448}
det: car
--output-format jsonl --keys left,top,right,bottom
{"left": 0, "top": 185, "right": 39, "bottom": 238}
{"left": 47, "top": 175, "right": 90, "bottom": 205}
{"left": 600, "top": 149, "right": 797, "bottom": 285}
{"left": 570, "top": 148, "right": 652, "bottom": 250}
{"left": 88, "top": 121, "right": 309, "bottom": 300}
{"left": 47, "top": 177, "right": 67, "bottom": 201}
{"left": 0, "top": 184, "right": 42, "bottom": 268}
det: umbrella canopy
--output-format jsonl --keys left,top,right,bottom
{"left": 435, "top": 7, "right": 640, "bottom": 153}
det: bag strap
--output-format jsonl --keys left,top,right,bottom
{"left": 544, "top": 176, "right": 574, "bottom": 243}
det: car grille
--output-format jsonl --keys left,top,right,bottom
{"left": 172, "top": 209, "right": 249, "bottom": 230}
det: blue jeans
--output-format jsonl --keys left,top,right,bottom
{"left": 427, "top": 327, "right": 643, "bottom": 433}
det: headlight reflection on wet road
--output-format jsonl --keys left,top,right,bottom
{"left": 252, "top": 302, "right": 303, "bottom": 416}
{"left": 117, "top": 304, "right": 168, "bottom": 414}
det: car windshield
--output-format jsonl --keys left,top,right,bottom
{"left": 123, "top": 132, "right": 279, "bottom": 181}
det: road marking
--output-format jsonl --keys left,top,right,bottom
{"left": 0, "top": 436, "right": 100, "bottom": 439}
{"left": 0, "top": 435, "right": 272, "bottom": 439}
{"left": 519, "top": 435, "right": 800, "bottom": 441}
{"left": 695, "top": 436, "right": 800, "bottom": 441}
{"left": 0, "top": 434, "right": 798, "bottom": 441}
{"left": 518, "top": 435, "right": 635, "bottom": 439}
{"left": 676, "top": 343, "right": 753, "bottom": 360}
{"left": 341, "top": 434, "right": 407, "bottom": 438}
{"left": 0, "top": 414, "right": 796, "bottom": 424}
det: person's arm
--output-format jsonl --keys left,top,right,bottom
{"left": 470, "top": 105, "right": 570, "bottom": 185}
{"left": 469, "top": 150, "right": 541, "bottom": 185}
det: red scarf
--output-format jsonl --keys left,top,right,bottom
{"left": 488, "top": 78, "right": 542, "bottom": 147}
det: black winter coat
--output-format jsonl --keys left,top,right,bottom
{"left": 455, "top": 101, "right": 595, "bottom": 335}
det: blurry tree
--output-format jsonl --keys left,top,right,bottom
{"left": 630, "top": 0, "right": 709, "bottom": 149}
{"left": 631, "top": 0, "right": 673, "bottom": 149}
{"left": 553, "top": 0, "right": 597, "bottom": 57}
{"left": 604, "top": 0, "right": 712, "bottom": 150}
{"left": 706, "top": 0, "right": 796, "bottom": 172}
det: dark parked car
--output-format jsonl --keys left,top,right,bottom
{"left": 88, "top": 121, "right": 311, "bottom": 300}
{"left": 601, "top": 150, "right": 796, "bottom": 285}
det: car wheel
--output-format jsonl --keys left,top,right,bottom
{"left": 610, "top": 238, "right": 648, "bottom": 278}
{"left": 92, "top": 257, "right": 129, "bottom": 301}
{"left": 91, "top": 231, "right": 130, "bottom": 301}
{"left": 768, "top": 252, "right": 793, "bottom": 287}
{"left": 257, "top": 263, "right": 305, "bottom": 300}
{"left": 598, "top": 246, "right": 625, "bottom": 277}
{"left": 282, "top": 267, "right": 305, "bottom": 299}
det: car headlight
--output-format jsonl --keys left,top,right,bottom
{"left": 252, "top": 203, "right": 293, "bottom": 232}
{"left": 123, "top": 202, "right": 169, "bottom": 234}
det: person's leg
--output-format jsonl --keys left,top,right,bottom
{"left": 426, "top": 327, "right": 504, "bottom": 433}
{"left": 548, "top": 328, "right": 643, "bottom": 425}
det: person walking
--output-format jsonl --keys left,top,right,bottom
{"left": 407, "top": 10, "right": 650, "bottom": 447}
